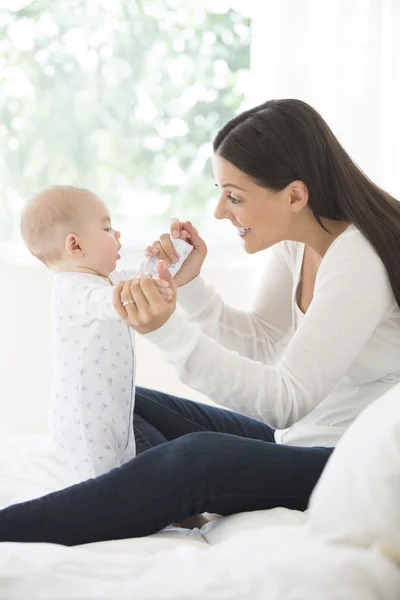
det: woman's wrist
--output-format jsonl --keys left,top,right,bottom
{"left": 144, "top": 311, "right": 200, "bottom": 360}
{"left": 177, "top": 273, "right": 201, "bottom": 289}
{"left": 177, "top": 275, "right": 211, "bottom": 314}
{"left": 174, "top": 267, "right": 203, "bottom": 288}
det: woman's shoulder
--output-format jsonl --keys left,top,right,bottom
{"left": 324, "top": 225, "right": 384, "bottom": 267}
{"left": 319, "top": 225, "right": 395, "bottom": 299}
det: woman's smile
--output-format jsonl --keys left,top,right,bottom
{"left": 236, "top": 226, "right": 251, "bottom": 237}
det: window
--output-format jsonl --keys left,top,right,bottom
{"left": 0, "top": 0, "right": 251, "bottom": 262}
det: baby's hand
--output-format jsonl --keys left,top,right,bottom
{"left": 144, "top": 219, "right": 207, "bottom": 288}
{"left": 150, "top": 274, "right": 174, "bottom": 303}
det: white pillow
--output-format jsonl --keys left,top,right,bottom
{"left": 308, "top": 382, "right": 400, "bottom": 558}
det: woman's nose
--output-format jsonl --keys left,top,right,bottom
{"left": 214, "top": 198, "right": 229, "bottom": 220}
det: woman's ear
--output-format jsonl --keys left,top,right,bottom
{"left": 288, "top": 181, "right": 309, "bottom": 214}
{"left": 65, "top": 233, "right": 84, "bottom": 258}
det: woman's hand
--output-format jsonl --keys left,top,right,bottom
{"left": 113, "top": 261, "right": 177, "bottom": 335}
{"left": 144, "top": 218, "right": 208, "bottom": 288}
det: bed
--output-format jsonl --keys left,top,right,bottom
{"left": 0, "top": 433, "right": 399, "bottom": 599}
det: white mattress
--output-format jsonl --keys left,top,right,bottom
{"left": 0, "top": 434, "right": 399, "bottom": 599}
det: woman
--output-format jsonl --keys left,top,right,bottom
{"left": 1, "top": 99, "right": 400, "bottom": 546}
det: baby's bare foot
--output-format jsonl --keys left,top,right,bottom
{"left": 166, "top": 513, "right": 221, "bottom": 530}
{"left": 180, "top": 513, "right": 221, "bottom": 529}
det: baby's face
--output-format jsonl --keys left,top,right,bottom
{"left": 81, "top": 199, "right": 122, "bottom": 276}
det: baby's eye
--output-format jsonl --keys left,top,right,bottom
{"left": 104, "top": 227, "right": 113, "bottom": 232}
{"left": 227, "top": 194, "right": 241, "bottom": 205}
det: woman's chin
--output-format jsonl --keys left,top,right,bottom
{"left": 241, "top": 236, "right": 259, "bottom": 254}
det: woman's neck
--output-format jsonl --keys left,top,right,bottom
{"left": 292, "top": 216, "right": 351, "bottom": 258}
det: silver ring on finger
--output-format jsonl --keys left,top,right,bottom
{"left": 122, "top": 299, "right": 136, "bottom": 307}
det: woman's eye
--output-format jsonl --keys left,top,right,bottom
{"left": 227, "top": 194, "right": 240, "bottom": 205}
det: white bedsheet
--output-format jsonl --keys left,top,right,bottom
{"left": 0, "top": 434, "right": 399, "bottom": 599}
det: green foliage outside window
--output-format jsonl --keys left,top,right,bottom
{"left": 0, "top": 0, "right": 250, "bottom": 241}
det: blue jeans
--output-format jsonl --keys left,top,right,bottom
{"left": 133, "top": 386, "right": 277, "bottom": 452}
{"left": 0, "top": 387, "right": 333, "bottom": 546}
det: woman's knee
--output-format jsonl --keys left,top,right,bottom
{"left": 168, "top": 430, "right": 211, "bottom": 451}
{"left": 162, "top": 433, "right": 219, "bottom": 494}
{"left": 166, "top": 431, "right": 228, "bottom": 470}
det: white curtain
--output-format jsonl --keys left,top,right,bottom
{"left": 249, "top": 0, "right": 400, "bottom": 198}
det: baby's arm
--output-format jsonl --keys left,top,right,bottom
{"left": 117, "top": 237, "right": 193, "bottom": 281}
{"left": 73, "top": 280, "right": 122, "bottom": 322}
{"left": 66, "top": 277, "right": 169, "bottom": 325}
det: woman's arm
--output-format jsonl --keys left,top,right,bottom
{"left": 144, "top": 233, "right": 396, "bottom": 429}
{"left": 176, "top": 243, "right": 294, "bottom": 363}
{"left": 146, "top": 222, "right": 294, "bottom": 362}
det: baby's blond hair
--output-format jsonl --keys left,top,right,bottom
{"left": 20, "top": 185, "right": 98, "bottom": 266}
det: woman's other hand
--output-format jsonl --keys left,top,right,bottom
{"left": 144, "top": 219, "right": 208, "bottom": 287}
{"left": 113, "top": 261, "right": 177, "bottom": 334}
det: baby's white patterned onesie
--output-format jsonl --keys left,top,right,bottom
{"left": 50, "top": 238, "right": 192, "bottom": 482}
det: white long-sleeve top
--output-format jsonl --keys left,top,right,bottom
{"left": 145, "top": 225, "right": 400, "bottom": 447}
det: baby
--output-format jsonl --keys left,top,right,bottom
{"left": 20, "top": 185, "right": 192, "bottom": 482}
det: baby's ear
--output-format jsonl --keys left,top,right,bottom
{"left": 65, "top": 233, "right": 84, "bottom": 257}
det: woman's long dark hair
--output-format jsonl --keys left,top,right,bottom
{"left": 213, "top": 99, "right": 400, "bottom": 309}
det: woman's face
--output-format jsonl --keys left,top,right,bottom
{"left": 212, "top": 154, "right": 304, "bottom": 253}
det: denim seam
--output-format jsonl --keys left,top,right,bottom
{"left": 133, "top": 425, "right": 155, "bottom": 450}
{"left": 138, "top": 393, "right": 210, "bottom": 434}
